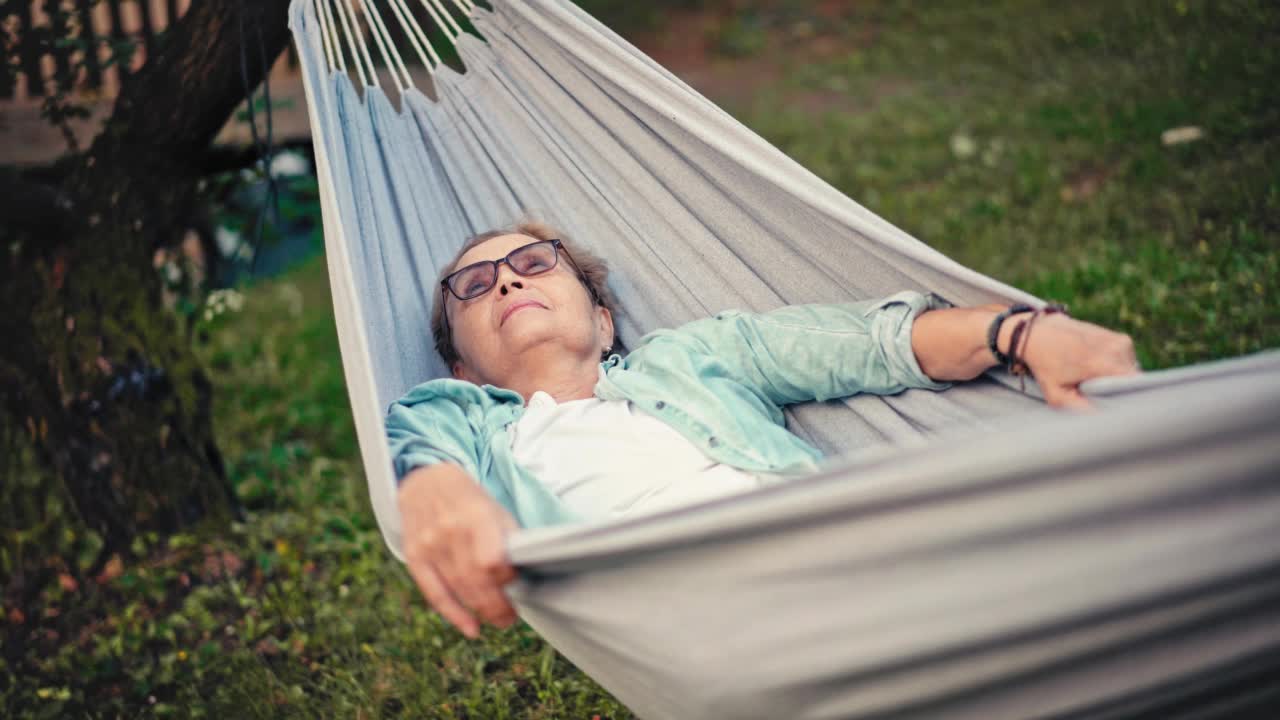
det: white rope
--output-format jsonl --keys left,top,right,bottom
{"left": 414, "top": 0, "right": 457, "bottom": 43}
{"left": 439, "top": 0, "right": 469, "bottom": 34}
{"left": 339, "top": 0, "right": 381, "bottom": 89}
{"left": 422, "top": 0, "right": 462, "bottom": 40}
{"left": 359, "top": 0, "right": 414, "bottom": 91}
{"left": 312, "top": 0, "right": 336, "bottom": 72}
{"left": 333, "top": 0, "right": 372, "bottom": 86}
{"left": 386, "top": 0, "right": 442, "bottom": 71}
{"left": 319, "top": 0, "right": 347, "bottom": 73}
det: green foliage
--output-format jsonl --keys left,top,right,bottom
{"left": 712, "top": 13, "right": 768, "bottom": 58}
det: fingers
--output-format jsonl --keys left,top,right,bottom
{"left": 1096, "top": 331, "right": 1140, "bottom": 377}
{"left": 1026, "top": 318, "right": 1141, "bottom": 392}
{"left": 473, "top": 524, "right": 519, "bottom": 623}
{"left": 406, "top": 559, "right": 481, "bottom": 638}
{"left": 437, "top": 544, "right": 517, "bottom": 631}
{"left": 407, "top": 521, "right": 518, "bottom": 637}
{"left": 451, "top": 572, "right": 517, "bottom": 630}
{"left": 1042, "top": 383, "right": 1093, "bottom": 411}
{"left": 409, "top": 548, "right": 515, "bottom": 637}
{"left": 397, "top": 465, "right": 520, "bottom": 639}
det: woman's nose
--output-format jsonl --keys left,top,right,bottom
{"left": 496, "top": 263, "right": 524, "bottom": 295}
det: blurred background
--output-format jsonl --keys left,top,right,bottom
{"left": 2, "top": 0, "right": 1277, "bottom": 717}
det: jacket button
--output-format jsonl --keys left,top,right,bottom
{"left": 655, "top": 401, "right": 666, "bottom": 410}
{"left": 708, "top": 436, "right": 720, "bottom": 448}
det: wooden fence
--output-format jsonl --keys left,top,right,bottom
{"left": 2, "top": 0, "right": 298, "bottom": 103}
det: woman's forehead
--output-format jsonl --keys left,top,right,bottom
{"left": 456, "top": 233, "right": 536, "bottom": 268}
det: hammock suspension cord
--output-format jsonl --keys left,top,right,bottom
{"left": 310, "top": 0, "right": 476, "bottom": 84}
{"left": 359, "top": 0, "right": 413, "bottom": 91}
{"left": 386, "top": 0, "right": 443, "bottom": 72}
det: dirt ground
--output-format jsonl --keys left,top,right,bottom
{"left": 626, "top": 1, "right": 878, "bottom": 112}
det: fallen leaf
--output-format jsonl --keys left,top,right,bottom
{"left": 1161, "top": 125, "right": 1204, "bottom": 146}
{"left": 950, "top": 132, "right": 978, "bottom": 159}
{"left": 96, "top": 554, "right": 124, "bottom": 584}
{"left": 255, "top": 637, "right": 282, "bottom": 656}
{"left": 51, "top": 254, "right": 68, "bottom": 290}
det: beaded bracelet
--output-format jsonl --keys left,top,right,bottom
{"left": 986, "top": 303, "right": 1034, "bottom": 367}
{"left": 1007, "top": 318, "right": 1031, "bottom": 374}
{"left": 1009, "top": 303, "right": 1070, "bottom": 390}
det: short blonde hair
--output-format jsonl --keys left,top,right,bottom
{"left": 431, "top": 221, "right": 619, "bottom": 368}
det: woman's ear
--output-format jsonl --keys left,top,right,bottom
{"left": 597, "top": 306, "right": 615, "bottom": 352}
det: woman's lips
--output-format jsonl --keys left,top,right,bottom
{"left": 500, "top": 300, "right": 547, "bottom": 326}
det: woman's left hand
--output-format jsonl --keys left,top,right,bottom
{"left": 1019, "top": 313, "right": 1141, "bottom": 410}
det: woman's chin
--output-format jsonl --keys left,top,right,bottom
{"left": 500, "top": 315, "right": 563, "bottom": 347}
{"left": 500, "top": 322, "right": 595, "bottom": 358}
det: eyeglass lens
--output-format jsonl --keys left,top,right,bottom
{"left": 448, "top": 241, "right": 559, "bottom": 300}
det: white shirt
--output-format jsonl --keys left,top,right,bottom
{"left": 508, "top": 390, "right": 765, "bottom": 520}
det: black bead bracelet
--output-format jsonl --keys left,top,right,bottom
{"left": 987, "top": 303, "right": 1034, "bottom": 367}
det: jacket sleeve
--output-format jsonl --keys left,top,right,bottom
{"left": 642, "top": 291, "right": 952, "bottom": 406}
{"left": 385, "top": 383, "right": 484, "bottom": 485}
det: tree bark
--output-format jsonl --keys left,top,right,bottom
{"left": 0, "top": 0, "right": 294, "bottom": 563}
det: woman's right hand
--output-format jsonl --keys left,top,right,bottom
{"left": 397, "top": 463, "right": 520, "bottom": 638}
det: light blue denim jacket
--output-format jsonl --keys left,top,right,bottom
{"left": 385, "top": 291, "right": 950, "bottom": 528}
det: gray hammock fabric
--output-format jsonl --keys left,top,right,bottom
{"left": 287, "top": 0, "right": 1280, "bottom": 717}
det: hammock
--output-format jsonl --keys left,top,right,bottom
{"left": 287, "top": 1, "right": 1280, "bottom": 717}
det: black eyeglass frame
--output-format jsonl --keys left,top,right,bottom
{"left": 438, "top": 238, "right": 600, "bottom": 344}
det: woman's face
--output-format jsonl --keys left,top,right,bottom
{"left": 446, "top": 233, "right": 613, "bottom": 385}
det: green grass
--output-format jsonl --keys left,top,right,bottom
{"left": 5, "top": 0, "right": 1279, "bottom": 716}
{"left": 728, "top": 0, "right": 1279, "bottom": 368}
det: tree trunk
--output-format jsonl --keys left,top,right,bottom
{"left": 0, "top": 0, "right": 294, "bottom": 564}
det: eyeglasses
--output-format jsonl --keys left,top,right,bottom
{"left": 442, "top": 239, "right": 572, "bottom": 301}
{"left": 439, "top": 239, "right": 598, "bottom": 340}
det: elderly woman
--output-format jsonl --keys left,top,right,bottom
{"left": 386, "top": 222, "right": 1139, "bottom": 638}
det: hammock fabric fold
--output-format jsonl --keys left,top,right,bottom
{"left": 288, "top": 1, "right": 1280, "bottom": 717}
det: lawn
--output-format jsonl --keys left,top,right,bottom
{"left": 5, "top": 0, "right": 1277, "bottom": 717}
{"left": 694, "top": 0, "right": 1278, "bottom": 369}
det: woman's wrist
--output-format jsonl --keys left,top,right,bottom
{"left": 987, "top": 304, "right": 1034, "bottom": 367}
